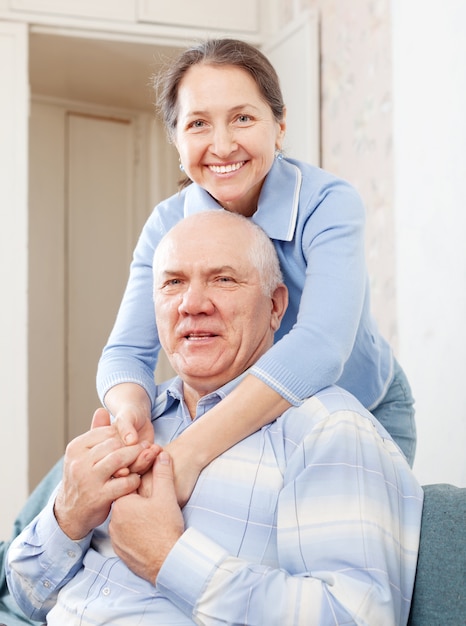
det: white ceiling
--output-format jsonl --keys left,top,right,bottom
{"left": 30, "top": 32, "right": 182, "bottom": 111}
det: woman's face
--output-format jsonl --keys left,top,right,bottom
{"left": 174, "top": 64, "right": 286, "bottom": 217}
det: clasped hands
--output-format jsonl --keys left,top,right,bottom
{"left": 53, "top": 408, "right": 185, "bottom": 584}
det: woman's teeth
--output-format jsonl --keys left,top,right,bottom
{"left": 209, "top": 161, "right": 244, "bottom": 174}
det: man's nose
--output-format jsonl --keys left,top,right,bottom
{"left": 178, "top": 283, "right": 215, "bottom": 315}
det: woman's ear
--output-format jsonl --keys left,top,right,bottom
{"left": 276, "top": 107, "right": 287, "bottom": 149}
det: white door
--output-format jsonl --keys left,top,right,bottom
{"left": 28, "top": 101, "right": 151, "bottom": 482}
{"left": 66, "top": 112, "right": 136, "bottom": 441}
{"left": 264, "top": 12, "right": 320, "bottom": 165}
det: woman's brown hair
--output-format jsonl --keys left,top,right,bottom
{"left": 154, "top": 38, "right": 285, "bottom": 143}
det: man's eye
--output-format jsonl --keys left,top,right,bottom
{"left": 164, "top": 278, "right": 182, "bottom": 287}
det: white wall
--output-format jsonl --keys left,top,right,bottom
{"left": 0, "top": 22, "right": 29, "bottom": 538}
{"left": 392, "top": 0, "right": 466, "bottom": 486}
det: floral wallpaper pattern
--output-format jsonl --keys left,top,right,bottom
{"left": 279, "top": 0, "right": 397, "bottom": 346}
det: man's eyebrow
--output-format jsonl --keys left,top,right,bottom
{"left": 157, "top": 265, "right": 241, "bottom": 278}
{"left": 154, "top": 269, "right": 184, "bottom": 283}
{"left": 209, "top": 265, "right": 239, "bottom": 273}
{"left": 159, "top": 269, "right": 183, "bottom": 277}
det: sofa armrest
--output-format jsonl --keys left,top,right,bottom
{"left": 408, "top": 483, "right": 466, "bottom": 626}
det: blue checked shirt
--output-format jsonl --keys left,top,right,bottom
{"left": 7, "top": 377, "right": 423, "bottom": 625}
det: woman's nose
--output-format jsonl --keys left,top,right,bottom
{"left": 210, "top": 125, "right": 237, "bottom": 157}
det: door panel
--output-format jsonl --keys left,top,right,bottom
{"left": 28, "top": 101, "right": 67, "bottom": 488}
{"left": 28, "top": 99, "right": 178, "bottom": 486}
{"left": 264, "top": 13, "right": 320, "bottom": 165}
{"left": 66, "top": 112, "right": 135, "bottom": 441}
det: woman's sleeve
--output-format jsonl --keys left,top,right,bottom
{"left": 251, "top": 180, "right": 368, "bottom": 405}
{"left": 96, "top": 210, "right": 166, "bottom": 408}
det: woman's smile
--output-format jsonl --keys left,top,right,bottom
{"left": 207, "top": 161, "right": 246, "bottom": 175}
{"left": 175, "top": 63, "right": 285, "bottom": 216}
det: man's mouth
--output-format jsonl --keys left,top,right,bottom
{"left": 185, "top": 332, "right": 217, "bottom": 341}
{"left": 208, "top": 161, "right": 245, "bottom": 174}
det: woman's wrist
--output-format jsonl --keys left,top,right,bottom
{"left": 104, "top": 382, "right": 151, "bottom": 418}
{"left": 165, "top": 429, "right": 211, "bottom": 471}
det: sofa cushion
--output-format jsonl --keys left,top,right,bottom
{"left": 408, "top": 483, "right": 466, "bottom": 626}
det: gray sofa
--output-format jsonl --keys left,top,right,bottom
{"left": 408, "top": 483, "right": 466, "bottom": 626}
{"left": 1, "top": 459, "right": 465, "bottom": 625}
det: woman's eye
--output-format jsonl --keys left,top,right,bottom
{"left": 237, "top": 114, "right": 252, "bottom": 123}
{"left": 189, "top": 120, "right": 205, "bottom": 129}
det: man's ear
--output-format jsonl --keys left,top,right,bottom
{"left": 270, "top": 283, "right": 288, "bottom": 332}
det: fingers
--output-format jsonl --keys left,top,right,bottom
{"left": 91, "top": 407, "right": 111, "bottom": 429}
{"left": 105, "top": 472, "right": 142, "bottom": 501}
{"left": 69, "top": 418, "right": 118, "bottom": 455}
{"left": 73, "top": 407, "right": 158, "bottom": 481}
{"left": 113, "top": 410, "right": 154, "bottom": 448}
{"left": 138, "top": 471, "right": 153, "bottom": 498}
{"left": 128, "top": 443, "right": 163, "bottom": 476}
{"left": 133, "top": 452, "right": 175, "bottom": 500}
{"left": 65, "top": 428, "right": 148, "bottom": 485}
{"left": 114, "top": 415, "right": 140, "bottom": 446}
{"left": 151, "top": 452, "right": 175, "bottom": 494}
{"left": 95, "top": 442, "right": 149, "bottom": 480}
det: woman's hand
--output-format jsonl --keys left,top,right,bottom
{"left": 114, "top": 412, "right": 156, "bottom": 476}
{"left": 104, "top": 382, "right": 157, "bottom": 476}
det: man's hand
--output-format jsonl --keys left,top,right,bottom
{"left": 54, "top": 408, "right": 159, "bottom": 540}
{"left": 109, "top": 452, "right": 184, "bottom": 583}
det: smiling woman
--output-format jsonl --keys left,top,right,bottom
{"left": 97, "top": 38, "right": 416, "bottom": 508}
{"left": 173, "top": 64, "right": 284, "bottom": 217}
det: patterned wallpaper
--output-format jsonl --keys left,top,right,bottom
{"left": 279, "top": 0, "right": 397, "bottom": 346}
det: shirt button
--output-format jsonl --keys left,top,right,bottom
{"left": 66, "top": 550, "right": 76, "bottom": 558}
{"left": 102, "top": 586, "right": 111, "bottom": 596}
{"left": 43, "top": 580, "right": 51, "bottom": 588}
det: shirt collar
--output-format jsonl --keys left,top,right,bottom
{"left": 183, "top": 158, "right": 301, "bottom": 242}
{"left": 152, "top": 371, "right": 249, "bottom": 421}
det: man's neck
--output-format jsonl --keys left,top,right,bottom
{"left": 172, "top": 370, "right": 251, "bottom": 420}
{"left": 182, "top": 383, "right": 218, "bottom": 419}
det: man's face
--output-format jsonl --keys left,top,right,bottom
{"left": 153, "top": 213, "right": 285, "bottom": 399}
